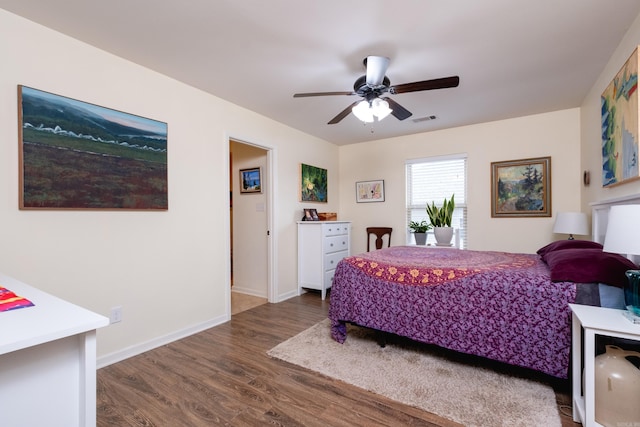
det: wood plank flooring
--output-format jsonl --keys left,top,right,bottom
{"left": 97, "top": 292, "right": 581, "bottom": 426}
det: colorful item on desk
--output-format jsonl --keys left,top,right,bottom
{"left": 0, "top": 285, "right": 34, "bottom": 312}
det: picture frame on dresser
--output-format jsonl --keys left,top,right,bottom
{"left": 302, "top": 208, "right": 319, "bottom": 221}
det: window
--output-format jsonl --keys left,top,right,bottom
{"left": 406, "top": 154, "right": 467, "bottom": 248}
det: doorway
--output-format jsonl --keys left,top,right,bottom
{"left": 229, "top": 138, "right": 273, "bottom": 315}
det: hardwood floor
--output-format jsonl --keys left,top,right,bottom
{"left": 97, "top": 292, "right": 581, "bottom": 426}
{"left": 231, "top": 291, "right": 267, "bottom": 315}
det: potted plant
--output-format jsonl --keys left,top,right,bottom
{"left": 409, "top": 220, "right": 432, "bottom": 245}
{"left": 426, "top": 194, "right": 455, "bottom": 246}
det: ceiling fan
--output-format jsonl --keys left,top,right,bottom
{"left": 293, "top": 56, "right": 460, "bottom": 124}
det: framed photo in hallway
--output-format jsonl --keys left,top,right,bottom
{"left": 18, "top": 85, "right": 168, "bottom": 210}
{"left": 240, "top": 167, "right": 262, "bottom": 193}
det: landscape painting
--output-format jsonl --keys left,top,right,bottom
{"left": 300, "top": 163, "right": 327, "bottom": 202}
{"left": 239, "top": 167, "right": 262, "bottom": 193}
{"left": 491, "top": 157, "right": 551, "bottom": 217}
{"left": 601, "top": 46, "right": 640, "bottom": 187}
{"left": 18, "top": 85, "right": 168, "bottom": 210}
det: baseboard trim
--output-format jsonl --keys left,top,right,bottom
{"left": 97, "top": 314, "right": 228, "bottom": 369}
{"left": 231, "top": 286, "right": 267, "bottom": 298}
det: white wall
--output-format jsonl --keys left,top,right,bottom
{"left": 0, "top": 9, "right": 340, "bottom": 364}
{"left": 339, "top": 109, "right": 581, "bottom": 254}
{"left": 581, "top": 14, "right": 640, "bottom": 211}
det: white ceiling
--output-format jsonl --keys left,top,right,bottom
{"left": 2, "top": 0, "right": 640, "bottom": 146}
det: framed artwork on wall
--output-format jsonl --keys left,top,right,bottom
{"left": 300, "top": 163, "right": 327, "bottom": 202}
{"left": 602, "top": 46, "right": 640, "bottom": 187}
{"left": 355, "top": 179, "right": 385, "bottom": 203}
{"left": 239, "top": 167, "right": 262, "bottom": 193}
{"left": 18, "top": 85, "right": 168, "bottom": 210}
{"left": 491, "top": 156, "right": 551, "bottom": 217}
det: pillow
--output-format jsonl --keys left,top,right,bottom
{"left": 536, "top": 240, "right": 603, "bottom": 257}
{"left": 599, "top": 283, "right": 626, "bottom": 309}
{"left": 544, "top": 248, "right": 638, "bottom": 288}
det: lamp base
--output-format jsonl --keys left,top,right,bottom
{"left": 624, "top": 270, "right": 640, "bottom": 317}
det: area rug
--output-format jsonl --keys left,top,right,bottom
{"left": 267, "top": 319, "right": 561, "bottom": 427}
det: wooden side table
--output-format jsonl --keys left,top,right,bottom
{"left": 569, "top": 304, "right": 640, "bottom": 427}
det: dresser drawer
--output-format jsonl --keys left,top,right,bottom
{"left": 324, "top": 250, "right": 347, "bottom": 272}
{"left": 324, "top": 235, "right": 349, "bottom": 254}
{"left": 324, "top": 269, "right": 337, "bottom": 287}
{"left": 323, "top": 224, "right": 349, "bottom": 237}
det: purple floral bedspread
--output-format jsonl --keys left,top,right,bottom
{"left": 328, "top": 246, "right": 577, "bottom": 378}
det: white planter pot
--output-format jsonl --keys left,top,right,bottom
{"left": 434, "top": 227, "right": 453, "bottom": 246}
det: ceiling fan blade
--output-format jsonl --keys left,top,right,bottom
{"left": 383, "top": 97, "right": 412, "bottom": 121}
{"left": 390, "top": 76, "right": 460, "bottom": 94}
{"left": 328, "top": 101, "right": 360, "bottom": 124}
{"left": 294, "top": 91, "right": 355, "bottom": 97}
{"left": 365, "top": 56, "right": 390, "bottom": 87}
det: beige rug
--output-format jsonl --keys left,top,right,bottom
{"left": 267, "top": 319, "right": 561, "bottom": 427}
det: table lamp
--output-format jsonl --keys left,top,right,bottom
{"left": 603, "top": 205, "right": 640, "bottom": 317}
{"left": 553, "top": 212, "right": 589, "bottom": 240}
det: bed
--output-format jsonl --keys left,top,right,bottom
{"left": 328, "top": 197, "right": 640, "bottom": 379}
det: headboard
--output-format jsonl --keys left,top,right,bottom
{"left": 591, "top": 193, "right": 640, "bottom": 264}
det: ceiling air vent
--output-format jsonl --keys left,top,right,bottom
{"left": 412, "top": 115, "right": 437, "bottom": 123}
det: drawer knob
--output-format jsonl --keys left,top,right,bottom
{"left": 330, "top": 243, "right": 334, "bottom": 247}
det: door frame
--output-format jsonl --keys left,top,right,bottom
{"left": 226, "top": 136, "right": 277, "bottom": 316}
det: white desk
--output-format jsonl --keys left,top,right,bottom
{"left": 0, "top": 273, "right": 109, "bottom": 427}
{"left": 569, "top": 304, "right": 640, "bottom": 427}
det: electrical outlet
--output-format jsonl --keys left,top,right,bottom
{"left": 110, "top": 306, "right": 123, "bottom": 324}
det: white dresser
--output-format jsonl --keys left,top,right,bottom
{"left": 297, "top": 221, "right": 351, "bottom": 300}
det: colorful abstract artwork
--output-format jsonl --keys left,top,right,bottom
{"left": 602, "top": 47, "right": 639, "bottom": 187}
{"left": 300, "top": 163, "right": 327, "bottom": 202}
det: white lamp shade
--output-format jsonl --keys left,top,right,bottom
{"left": 553, "top": 212, "right": 589, "bottom": 236}
{"left": 603, "top": 205, "right": 640, "bottom": 256}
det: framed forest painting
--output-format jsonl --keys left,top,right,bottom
{"left": 300, "top": 163, "right": 327, "bottom": 202}
{"left": 491, "top": 156, "right": 551, "bottom": 217}
{"left": 18, "top": 85, "right": 168, "bottom": 210}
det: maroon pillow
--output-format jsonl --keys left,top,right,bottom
{"left": 536, "top": 240, "right": 603, "bottom": 257}
{"left": 543, "top": 248, "right": 638, "bottom": 288}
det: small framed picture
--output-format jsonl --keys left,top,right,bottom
{"left": 239, "top": 167, "right": 262, "bottom": 194}
{"left": 302, "top": 208, "right": 319, "bottom": 221}
{"left": 356, "top": 180, "right": 385, "bottom": 203}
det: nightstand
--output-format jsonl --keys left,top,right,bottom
{"left": 569, "top": 304, "right": 640, "bottom": 427}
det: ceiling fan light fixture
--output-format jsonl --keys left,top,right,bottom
{"left": 352, "top": 98, "right": 392, "bottom": 123}
{"left": 372, "top": 98, "right": 392, "bottom": 120}
{"left": 352, "top": 100, "right": 374, "bottom": 123}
